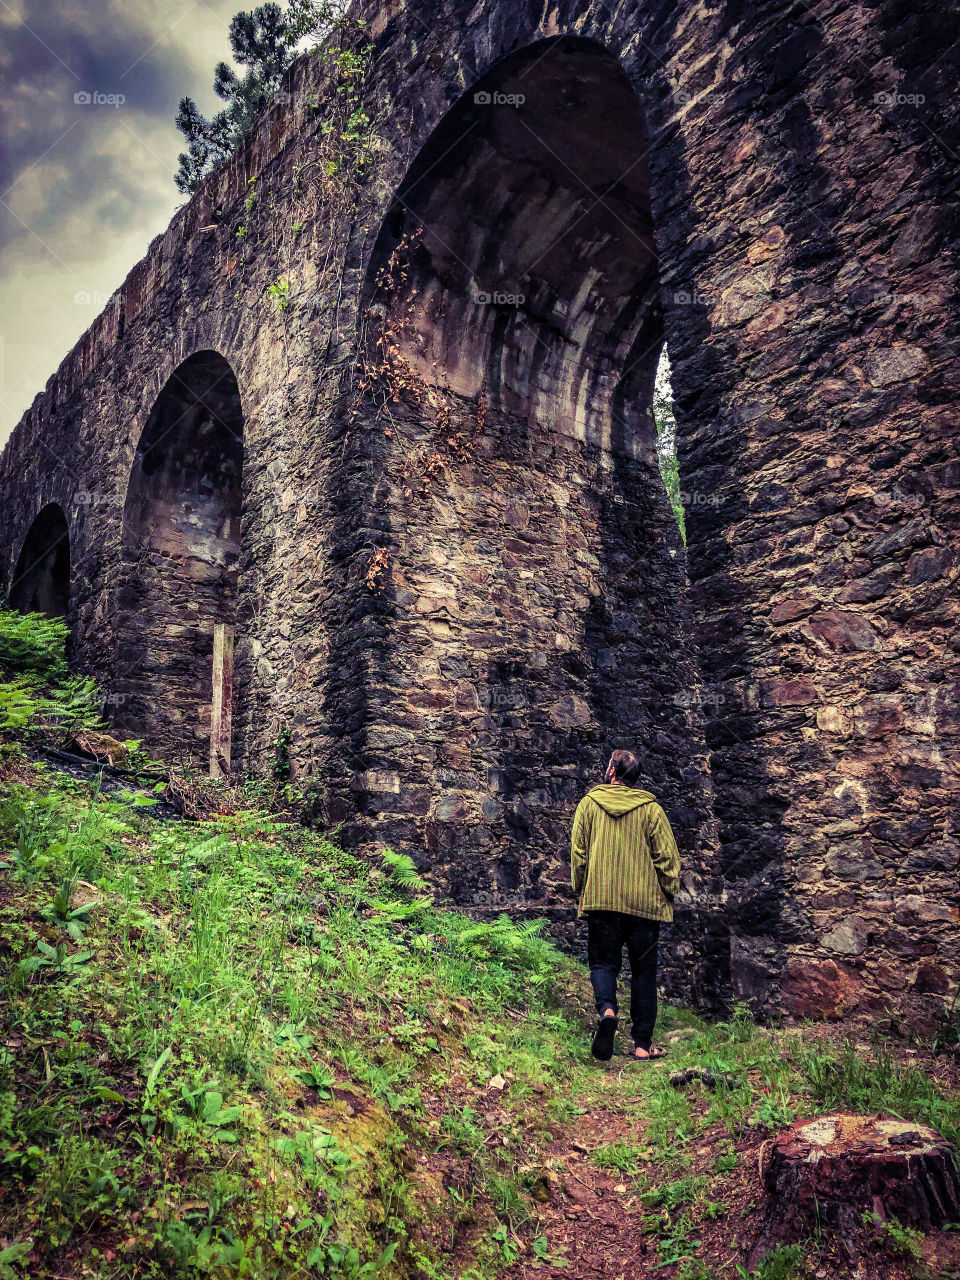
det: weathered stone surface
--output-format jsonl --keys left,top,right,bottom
{"left": 914, "top": 960, "right": 951, "bottom": 996}
{"left": 1, "top": 0, "right": 958, "bottom": 1024}
{"left": 803, "top": 610, "right": 881, "bottom": 653}
{"left": 824, "top": 845, "right": 883, "bottom": 882}
{"left": 864, "top": 346, "right": 929, "bottom": 387}
{"left": 781, "top": 958, "right": 862, "bottom": 1019}
{"left": 769, "top": 594, "right": 818, "bottom": 624}
{"left": 895, "top": 896, "right": 959, "bottom": 925}
{"left": 759, "top": 677, "right": 817, "bottom": 707}
{"left": 821, "top": 917, "right": 871, "bottom": 956}
{"left": 908, "top": 547, "right": 952, "bottom": 584}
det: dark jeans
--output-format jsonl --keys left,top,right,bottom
{"left": 587, "top": 911, "right": 661, "bottom": 1049}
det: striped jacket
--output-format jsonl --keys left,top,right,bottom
{"left": 571, "top": 785, "right": 680, "bottom": 923}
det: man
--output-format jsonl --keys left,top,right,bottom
{"left": 571, "top": 749, "right": 680, "bottom": 1062}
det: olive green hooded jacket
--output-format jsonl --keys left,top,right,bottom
{"left": 571, "top": 785, "right": 680, "bottom": 923}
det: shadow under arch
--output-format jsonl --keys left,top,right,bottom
{"left": 114, "top": 350, "right": 245, "bottom": 771}
{"left": 336, "top": 33, "right": 710, "bottom": 976}
{"left": 361, "top": 34, "right": 663, "bottom": 454}
{"left": 9, "top": 503, "right": 71, "bottom": 618}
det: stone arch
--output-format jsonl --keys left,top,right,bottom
{"left": 362, "top": 35, "right": 663, "bottom": 457}
{"left": 8, "top": 503, "right": 71, "bottom": 618}
{"left": 345, "top": 36, "right": 711, "bottom": 928}
{"left": 114, "top": 350, "right": 244, "bottom": 771}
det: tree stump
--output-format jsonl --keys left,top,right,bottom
{"left": 749, "top": 1113, "right": 960, "bottom": 1266}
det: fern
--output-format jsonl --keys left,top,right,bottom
{"left": 370, "top": 897, "right": 429, "bottom": 922}
{"left": 0, "top": 676, "right": 103, "bottom": 740}
{"left": 187, "top": 811, "right": 290, "bottom": 858}
{"left": 0, "top": 611, "right": 107, "bottom": 740}
{"left": 380, "top": 849, "right": 429, "bottom": 895}
{"left": 0, "top": 681, "right": 39, "bottom": 732}
{"left": 178, "top": 813, "right": 292, "bottom": 897}
{"left": 0, "top": 609, "right": 69, "bottom": 680}
{"left": 39, "top": 676, "right": 104, "bottom": 735}
{"left": 451, "top": 914, "right": 555, "bottom": 975}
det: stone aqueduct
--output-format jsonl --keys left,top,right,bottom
{"left": 1, "top": 0, "right": 957, "bottom": 1027}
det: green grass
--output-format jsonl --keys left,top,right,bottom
{"left": 639, "top": 1174, "right": 707, "bottom": 1210}
{"left": 1, "top": 609, "right": 959, "bottom": 1279}
{"left": 799, "top": 1040, "right": 960, "bottom": 1147}
{"left": 737, "top": 1243, "right": 807, "bottom": 1279}
{"left": 589, "top": 1140, "right": 646, "bottom": 1174}
{"left": 0, "top": 748, "right": 590, "bottom": 1278}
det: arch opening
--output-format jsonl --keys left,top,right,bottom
{"left": 352, "top": 37, "right": 707, "bottom": 921}
{"left": 9, "top": 503, "right": 70, "bottom": 618}
{"left": 654, "top": 347, "right": 686, "bottom": 540}
{"left": 115, "top": 350, "right": 244, "bottom": 772}
{"left": 363, "top": 36, "right": 664, "bottom": 455}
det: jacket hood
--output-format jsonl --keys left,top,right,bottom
{"left": 586, "top": 784, "right": 657, "bottom": 817}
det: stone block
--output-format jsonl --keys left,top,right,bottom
{"left": 782, "top": 958, "right": 862, "bottom": 1020}
{"left": 821, "top": 917, "right": 871, "bottom": 956}
{"left": 913, "top": 960, "right": 951, "bottom": 995}
{"left": 824, "top": 844, "right": 883, "bottom": 882}
{"left": 804, "top": 610, "right": 880, "bottom": 653}
{"left": 895, "top": 896, "right": 959, "bottom": 925}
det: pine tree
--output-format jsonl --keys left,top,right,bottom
{"left": 174, "top": 2, "right": 344, "bottom": 194}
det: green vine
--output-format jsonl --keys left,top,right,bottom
{"left": 271, "top": 725, "right": 292, "bottom": 784}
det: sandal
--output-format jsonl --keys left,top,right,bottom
{"left": 591, "top": 1015, "right": 618, "bottom": 1061}
{"left": 633, "top": 1044, "right": 665, "bottom": 1061}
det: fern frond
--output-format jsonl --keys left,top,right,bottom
{"left": 380, "top": 848, "right": 429, "bottom": 894}
{"left": 0, "top": 609, "right": 68, "bottom": 680}
{"left": 0, "top": 681, "right": 39, "bottom": 731}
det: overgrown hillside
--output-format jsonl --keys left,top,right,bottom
{"left": 1, "top": 610, "right": 959, "bottom": 1280}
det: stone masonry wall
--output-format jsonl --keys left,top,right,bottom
{"left": 0, "top": 0, "right": 957, "bottom": 1029}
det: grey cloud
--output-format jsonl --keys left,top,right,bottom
{"left": 0, "top": 0, "right": 240, "bottom": 444}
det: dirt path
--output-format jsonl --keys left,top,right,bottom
{"left": 504, "top": 1053, "right": 766, "bottom": 1279}
{"left": 501, "top": 1035, "right": 960, "bottom": 1280}
{"left": 512, "top": 1097, "right": 661, "bottom": 1279}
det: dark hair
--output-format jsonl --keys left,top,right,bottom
{"left": 606, "top": 749, "right": 641, "bottom": 784}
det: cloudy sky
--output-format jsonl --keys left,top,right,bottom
{"left": 0, "top": 0, "right": 247, "bottom": 446}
